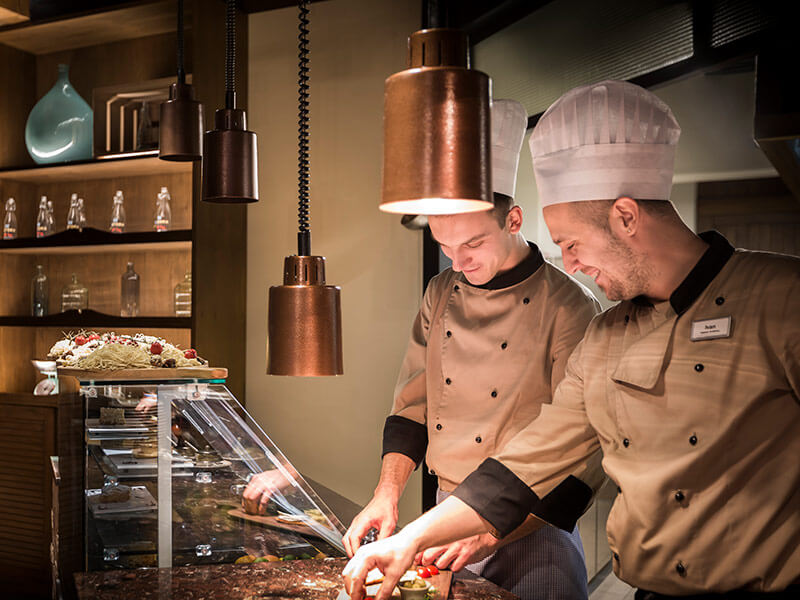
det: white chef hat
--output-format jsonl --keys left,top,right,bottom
{"left": 529, "top": 80, "right": 680, "bottom": 207}
{"left": 492, "top": 99, "right": 528, "bottom": 198}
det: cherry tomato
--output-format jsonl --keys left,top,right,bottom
{"left": 150, "top": 341, "right": 163, "bottom": 355}
{"left": 74, "top": 335, "right": 87, "bottom": 346}
{"left": 416, "top": 566, "right": 431, "bottom": 578}
{"left": 184, "top": 348, "right": 197, "bottom": 359}
{"left": 428, "top": 565, "right": 439, "bottom": 575}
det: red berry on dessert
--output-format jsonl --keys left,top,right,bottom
{"left": 150, "top": 341, "right": 163, "bottom": 355}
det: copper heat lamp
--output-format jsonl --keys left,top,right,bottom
{"left": 267, "top": 0, "right": 343, "bottom": 376}
{"left": 202, "top": 0, "right": 259, "bottom": 203}
{"left": 380, "top": 28, "right": 492, "bottom": 215}
{"left": 159, "top": 0, "right": 203, "bottom": 161}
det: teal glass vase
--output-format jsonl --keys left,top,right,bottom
{"left": 25, "top": 64, "right": 93, "bottom": 164}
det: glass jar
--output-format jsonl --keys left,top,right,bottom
{"left": 174, "top": 271, "right": 192, "bottom": 316}
{"left": 31, "top": 265, "right": 49, "bottom": 317}
{"left": 154, "top": 186, "right": 172, "bottom": 232}
{"left": 78, "top": 197, "right": 87, "bottom": 229}
{"left": 3, "top": 197, "right": 17, "bottom": 240}
{"left": 110, "top": 190, "right": 126, "bottom": 234}
{"left": 46, "top": 200, "right": 55, "bottom": 235}
{"left": 61, "top": 273, "right": 88, "bottom": 312}
{"left": 120, "top": 262, "right": 140, "bottom": 317}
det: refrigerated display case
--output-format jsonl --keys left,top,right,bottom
{"left": 74, "top": 371, "right": 347, "bottom": 571}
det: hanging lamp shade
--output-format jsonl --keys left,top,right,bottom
{"left": 159, "top": 82, "right": 204, "bottom": 161}
{"left": 380, "top": 28, "right": 492, "bottom": 215}
{"left": 202, "top": 107, "right": 259, "bottom": 202}
{"left": 268, "top": 255, "right": 343, "bottom": 376}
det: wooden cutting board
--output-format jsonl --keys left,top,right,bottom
{"left": 336, "top": 569, "right": 453, "bottom": 600}
{"left": 58, "top": 366, "right": 228, "bottom": 381}
{"left": 227, "top": 508, "right": 326, "bottom": 539}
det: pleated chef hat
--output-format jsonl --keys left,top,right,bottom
{"left": 492, "top": 99, "right": 528, "bottom": 198}
{"left": 529, "top": 80, "right": 681, "bottom": 207}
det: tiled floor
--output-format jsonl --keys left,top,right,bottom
{"left": 589, "top": 563, "right": 636, "bottom": 600}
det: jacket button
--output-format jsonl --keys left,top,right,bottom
{"left": 617, "top": 486, "right": 622, "bottom": 494}
{"left": 676, "top": 561, "right": 686, "bottom": 576}
{"left": 694, "top": 363, "right": 704, "bottom": 372}
{"left": 613, "top": 553, "right": 620, "bottom": 561}
{"left": 522, "top": 297, "right": 530, "bottom": 304}
{"left": 674, "top": 490, "right": 685, "bottom": 502}
{"left": 501, "top": 342, "right": 507, "bottom": 350}
{"left": 454, "top": 285, "right": 460, "bottom": 291}
{"left": 435, "top": 424, "right": 442, "bottom": 431}
{"left": 622, "top": 438, "right": 630, "bottom": 448}
{"left": 715, "top": 296, "right": 725, "bottom": 306}
{"left": 475, "top": 436, "right": 482, "bottom": 443}
{"left": 624, "top": 315, "right": 630, "bottom": 324}
{"left": 491, "top": 390, "right": 498, "bottom": 398}
{"left": 445, "top": 377, "right": 451, "bottom": 385}
{"left": 446, "top": 330, "right": 452, "bottom": 337}
{"left": 689, "top": 434, "right": 698, "bottom": 445}
{"left": 429, "top": 469, "right": 436, "bottom": 476}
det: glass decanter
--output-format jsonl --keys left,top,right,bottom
{"left": 36, "top": 196, "right": 49, "bottom": 238}
{"left": 31, "top": 265, "right": 49, "bottom": 317}
{"left": 174, "top": 271, "right": 192, "bottom": 316}
{"left": 120, "top": 262, "right": 140, "bottom": 317}
{"left": 154, "top": 186, "right": 172, "bottom": 232}
{"left": 66, "top": 193, "right": 81, "bottom": 231}
{"left": 3, "top": 197, "right": 17, "bottom": 240}
{"left": 61, "top": 273, "right": 88, "bottom": 312}
{"left": 110, "top": 190, "right": 126, "bottom": 234}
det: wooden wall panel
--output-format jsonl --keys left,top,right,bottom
{"left": 0, "top": 42, "right": 35, "bottom": 168}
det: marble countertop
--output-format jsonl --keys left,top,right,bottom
{"left": 74, "top": 558, "right": 519, "bottom": 600}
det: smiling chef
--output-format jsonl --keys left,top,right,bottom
{"left": 342, "top": 80, "right": 800, "bottom": 600}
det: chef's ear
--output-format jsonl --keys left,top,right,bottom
{"left": 611, "top": 197, "right": 639, "bottom": 236}
{"left": 506, "top": 205, "right": 523, "bottom": 233}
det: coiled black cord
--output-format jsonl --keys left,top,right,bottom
{"left": 225, "top": 0, "right": 236, "bottom": 109}
{"left": 297, "top": 0, "right": 311, "bottom": 254}
{"left": 177, "top": 0, "right": 185, "bottom": 84}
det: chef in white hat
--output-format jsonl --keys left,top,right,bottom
{"left": 343, "top": 80, "right": 800, "bottom": 600}
{"left": 342, "top": 99, "right": 600, "bottom": 600}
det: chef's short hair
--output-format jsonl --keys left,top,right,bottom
{"left": 570, "top": 198, "right": 675, "bottom": 233}
{"left": 492, "top": 193, "right": 514, "bottom": 229}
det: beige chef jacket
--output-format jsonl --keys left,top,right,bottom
{"left": 382, "top": 243, "right": 600, "bottom": 492}
{"left": 453, "top": 231, "right": 800, "bottom": 594}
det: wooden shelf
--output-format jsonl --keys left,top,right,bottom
{"left": 0, "top": 310, "right": 191, "bottom": 328}
{"left": 0, "top": 1, "right": 181, "bottom": 55}
{"left": 0, "top": 228, "right": 192, "bottom": 254}
{"left": 0, "top": 152, "right": 193, "bottom": 183}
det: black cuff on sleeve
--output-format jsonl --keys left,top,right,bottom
{"left": 382, "top": 415, "right": 428, "bottom": 468}
{"left": 535, "top": 475, "right": 593, "bottom": 532}
{"left": 451, "top": 458, "right": 538, "bottom": 537}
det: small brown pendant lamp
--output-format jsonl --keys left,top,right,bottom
{"left": 202, "top": 0, "right": 259, "bottom": 203}
{"left": 267, "top": 0, "right": 343, "bottom": 377}
{"left": 380, "top": 26, "right": 492, "bottom": 215}
{"left": 159, "top": 0, "right": 203, "bottom": 162}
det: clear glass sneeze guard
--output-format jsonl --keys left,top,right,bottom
{"left": 84, "top": 380, "right": 346, "bottom": 570}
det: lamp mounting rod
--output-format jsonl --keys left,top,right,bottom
{"left": 176, "top": 0, "right": 186, "bottom": 84}
{"left": 297, "top": 0, "right": 311, "bottom": 256}
{"left": 225, "top": 0, "right": 237, "bottom": 110}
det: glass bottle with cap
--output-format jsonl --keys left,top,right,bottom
{"left": 66, "top": 193, "right": 81, "bottom": 231}
{"left": 77, "top": 197, "right": 87, "bottom": 229}
{"left": 61, "top": 273, "right": 88, "bottom": 311}
{"left": 36, "top": 196, "right": 49, "bottom": 238}
{"left": 120, "top": 262, "right": 140, "bottom": 317}
{"left": 110, "top": 190, "right": 126, "bottom": 234}
{"left": 174, "top": 271, "right": 191, "bottom": 316}
{"left": 46, "top": 200, "right": 55, "bottom": 235}
{"left": 31, "top": 265, "right": 49, "bottom": 317}
{"left": 3, "top": 197, "right": 17, "bottom": 239}
{"left": 154, "top": 186, "right": 172, "bottom": 232}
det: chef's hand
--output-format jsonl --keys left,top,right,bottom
{"left": 415, "top": 532, "right": 500, "bottom": 572}
{"left": 342, "top": 530, "right": 418, "bottom": 600}
{"left": 343, "top": 493, "right": 398, "bottom": 557}
{"left": 241, "top": 469, "right": 293, "bottom": 515}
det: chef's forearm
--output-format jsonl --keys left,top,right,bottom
{"left": 397, "top": 495, "right": 492, "bottom": 553}
{"left": 374, "top": 452, "right": 416, "bottom": 502}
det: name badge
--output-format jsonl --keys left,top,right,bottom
{"left": 690, "top": 316, "right": 732, "bottom": 341}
